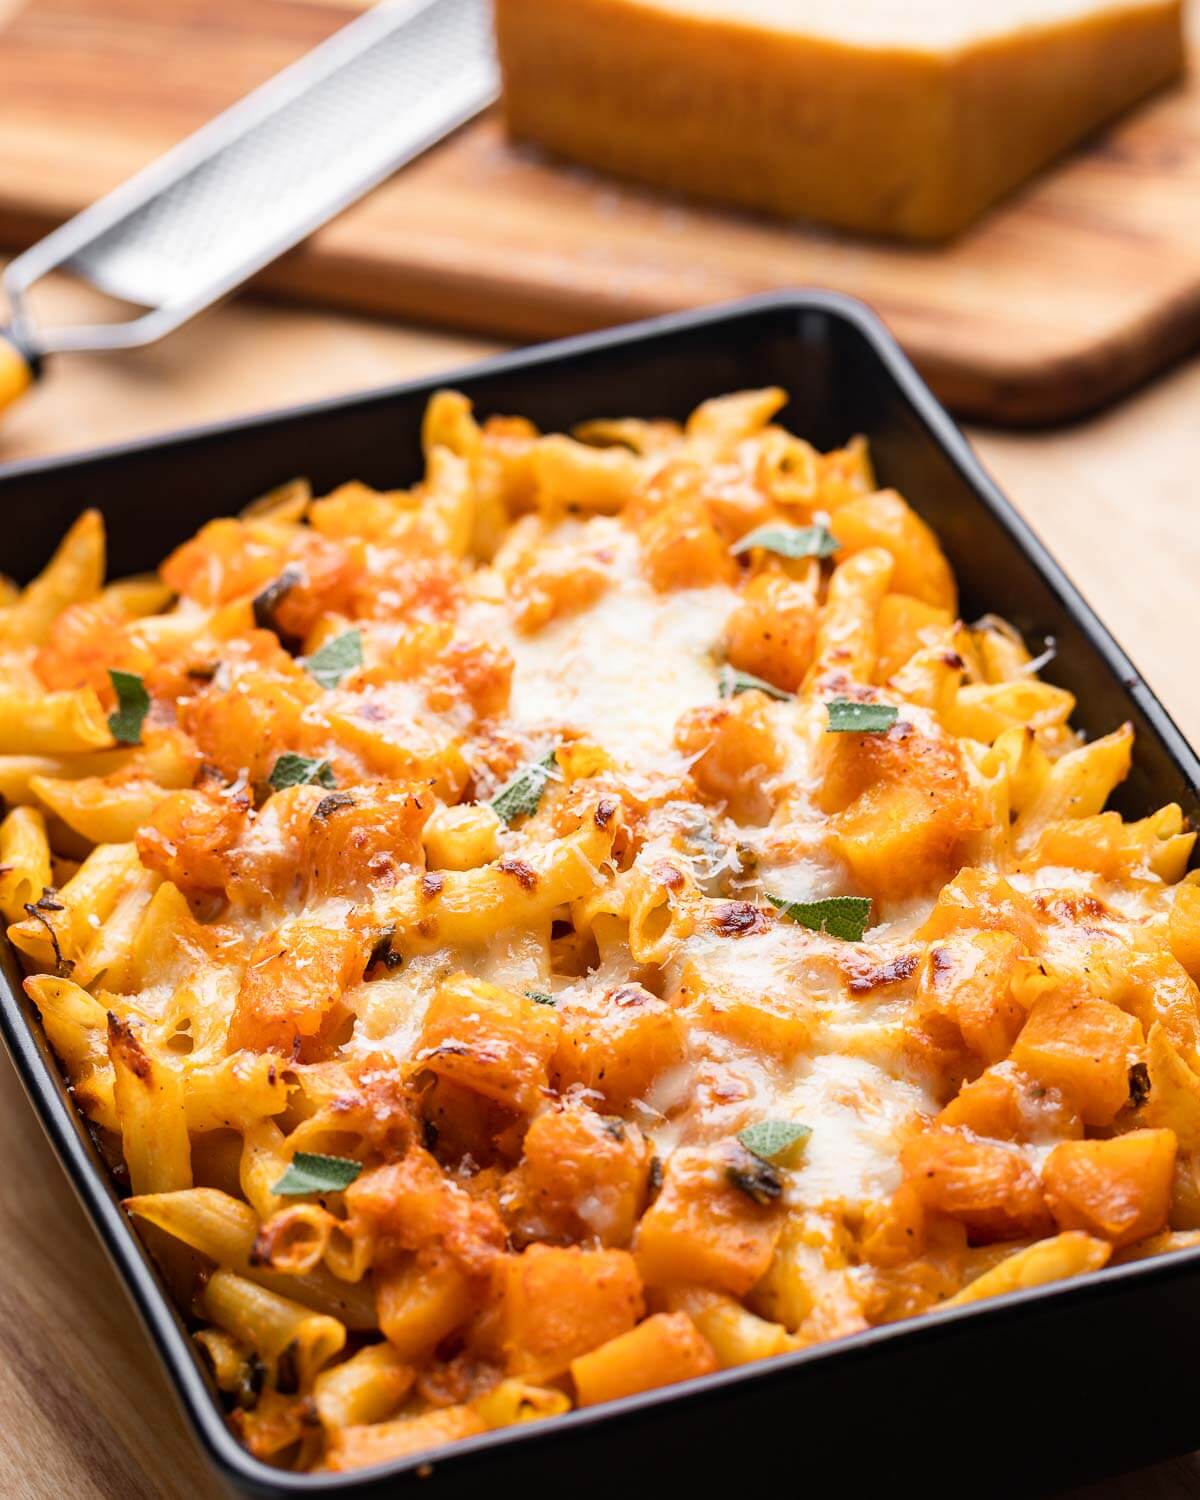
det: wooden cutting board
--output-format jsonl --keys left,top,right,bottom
{"left": 1, "top": 0, "right": 1199, "bottom": 426}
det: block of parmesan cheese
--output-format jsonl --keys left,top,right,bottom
{"left": 494, "top": 0, "right": 1186, "bottom": 240}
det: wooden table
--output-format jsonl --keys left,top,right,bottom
{"left": 2, "top": 271, "right": 1199, "bottom": 1498}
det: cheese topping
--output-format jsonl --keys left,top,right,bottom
{"left": 502, "top": 519, "right": 738, "bottom": 772}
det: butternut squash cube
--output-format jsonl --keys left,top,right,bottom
{"left": 554, "top": 983, "right": 686, "bottom": 1108}
{"left": 724, "top": 573, "right": 817, "bottom": 694}
{"left": 571, "top": 1311, "right": 718, "bottom": 1407}
{"left": 917, "top": 866, "right": 1042, "bottom": 950}
{"left": 674, "top": 693, "right": 784, "bottom": 824}
{"left": 227, "top": 919, "right": 362, "bottom": 1059}
{"left": 504, "top": 1104, "right": 652, "bottom": 1247}
{"left": 376, "top": 1246, "right": 476, "bottom": 1361}
{"left": 1043, "top": 1130, "right": 1176, "bottom": 1247}
{"left": 917, "top": 931, "right": 1026, "bottom": 1066}
{"left": 417, "top": 972, "right": 560, "bottom": 1116}
{"left": 303, "top": 782, "right": 431, "bottom": 897}
{"left": 496, "top": 1244, "right": 644, "bottom": 1380}
{"left": 860, "top": 1183, "right": 925, "bottom": 1269}
{"left": 830, "top": 491, "right": 956, "bottom": 611}
{"left": 180, "top": 648, "right": 320, "bottom": 784}
{"left": 937, "top": 1064, "right": 1082, "bottom": 1144}
{"left": 639, "top": 494, "right": 736, "bottom": 591}
{"left": 634, "top": 1145, "right": 784, "bottom": 1295}
{"left": 345, "top": 1148, "right": 506, "bottom": 1276}
{"left": 820, "top": 720, "right": 978, "bottom": 902}
{"left": 901, "top": 1127, "right": 1050, "bottom": 1242}
{"left": 875, "top": 592, "right": 955, "bottom": 683}
{"left": 1010, "top": 988, "right": 1143, "bottom": 1126}
{"left": 677, "top": 963, "right": 813, "bottom": 1063}
{"left": 832, "top": 774, "right": 975, "bottom": 904}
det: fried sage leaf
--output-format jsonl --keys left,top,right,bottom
{"left": 304, "top": 629, "right": 363, "bottom": 690}
{"left": 767, "top": 893, "right": 872, "bottom": 943}
{"left": 718, "top": 665, "right": 793, "bottom": 703}
{"left": 108, "top": 669, "right": 150, "bottom": 745}
{"left": 268, "top": 752, "right": 336, "bottom": 792}
{"left": 738, "top": 1120, "right": 812, "bottom": 1166}
{"left": 825, "top": 699, "right": 899, "bottom": 734}
{"left": 731, "top": 522, "right": 839, "bottom": 560}
{"left": 272, "top": 1151, "right": 362, "bottom": 1196}
{"left": 491, "top": 749, "right": 559, "bottom": 825}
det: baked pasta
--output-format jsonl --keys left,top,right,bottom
{"left": 3, "top": 386, "right": 1199, "bottom": 1473}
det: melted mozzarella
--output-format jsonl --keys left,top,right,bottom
{"left": 663, "top": 924, "right": 937, "bottom": 1205}
{"left": 680, "top": 921, "right": 845, "bottom": 1009}
{"left": 350, "top": 952, "right": 455, "bottom": 1061}
{"left": 342, "top": 510, "right": 971, "bottom": 1218}
{"left": 503, "top": 520, "right": 737, "bottom": 772}
{"left": 781, "top": 1054, "right": 932, "bottom": 1208}
{"left": 348, "top": 928, "right": 550, "bottom": 1063}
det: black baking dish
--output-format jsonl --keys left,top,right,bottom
{"left": 2, "top": 292, "right": 1199, "bottom": 1499}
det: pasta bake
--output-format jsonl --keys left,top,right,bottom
{"left": 2, "top": 386, "right": 1198, "bottom": 1473}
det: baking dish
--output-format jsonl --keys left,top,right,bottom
{"left": 2, "top": 291, "right": 1199, "bottom": 1498}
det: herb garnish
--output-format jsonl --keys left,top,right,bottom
{"left": 825, "top": 699, "right": 899, "bottom": 734}
{"left": 268, "top": 753, "right": 336, "bottom": 792}
{"left": 272, "top": 1151, "right": 362, "bottom": 1196}
{"left": 252, "top": 567, "right": 303, "bottom": 641}
{"left": 767, "top": 893, "right": 873, "bottom": 943}
{"left": 726, "top": 1156, "right": 784, "bottom": 1207}
{"left": 304, "top": 629, "right": 363, "bottom": 690}
{"left": 731, "top": 523, "right": 839, "bottom": 560}
{"left": 718, "top": 665, "right": 793, "bottom": 702}
{"left": 525, "top": 989, "right": 556, "bottom": 1006}
{"left": 234, "top": 1352, "right": 266, "bottom": 1412}
{"left": 108, "top": 669, "right": 150, "bottom": 745}
{"left": 23, "top": 898, "right": 73, "bottom": 975}
{"left": 738, "top": 1120, "right": 812, "bottom": 1166}
{"left": 491, "top": 749, "right": 559, "bottom": 824}
{"left": 366, "top": 927, "right": 402, "bottom": 976}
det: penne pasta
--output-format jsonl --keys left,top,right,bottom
{"left": 200, "top": 1269, "right": 346, "bottom": 1388}
{"left": 0, "top": 804, "right": 52, "bottom": 925}
{"left": 30, "top": 774, "right": 175, "bottom": 845}
{"left": 312, "top": 1343, "right": 414, "bottom": 1433}
{"left": 6, "top": 387, "right": 1192, "bottom": 1473}
{"left": 125, "top": 1188, "right": 377, "bottom": 1330}
{"left": 807, "top": 545, "right": 894, "bottom": 684}
{"left": 0, "top": 508, "right": 105, "bottom": 647}
{"left": 108, "top": 1014, "right": 192, "bottom": 1194}
{"left": 0, "top": 688, "right": 113, "bottom": 755}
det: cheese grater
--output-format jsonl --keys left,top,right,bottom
{"left": 0, "top": 0, "right": 498, "bottom": 414}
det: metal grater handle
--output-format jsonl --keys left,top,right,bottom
{"left": 3, "top": 0, "right": 498, "bottom": 359}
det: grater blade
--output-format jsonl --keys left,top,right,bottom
{"left": 3, "top": 0, "right": 498, "bottom": 358}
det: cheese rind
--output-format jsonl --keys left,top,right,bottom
{"left": 495, "top": 0, "right": 1186, "bottom": 240}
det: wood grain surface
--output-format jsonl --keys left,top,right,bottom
{"left": 1, "top": 262, "right": 1199, "bottom": 1495}
{"left": 2, "top": 0, "right": 1200, "bottom": 424}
